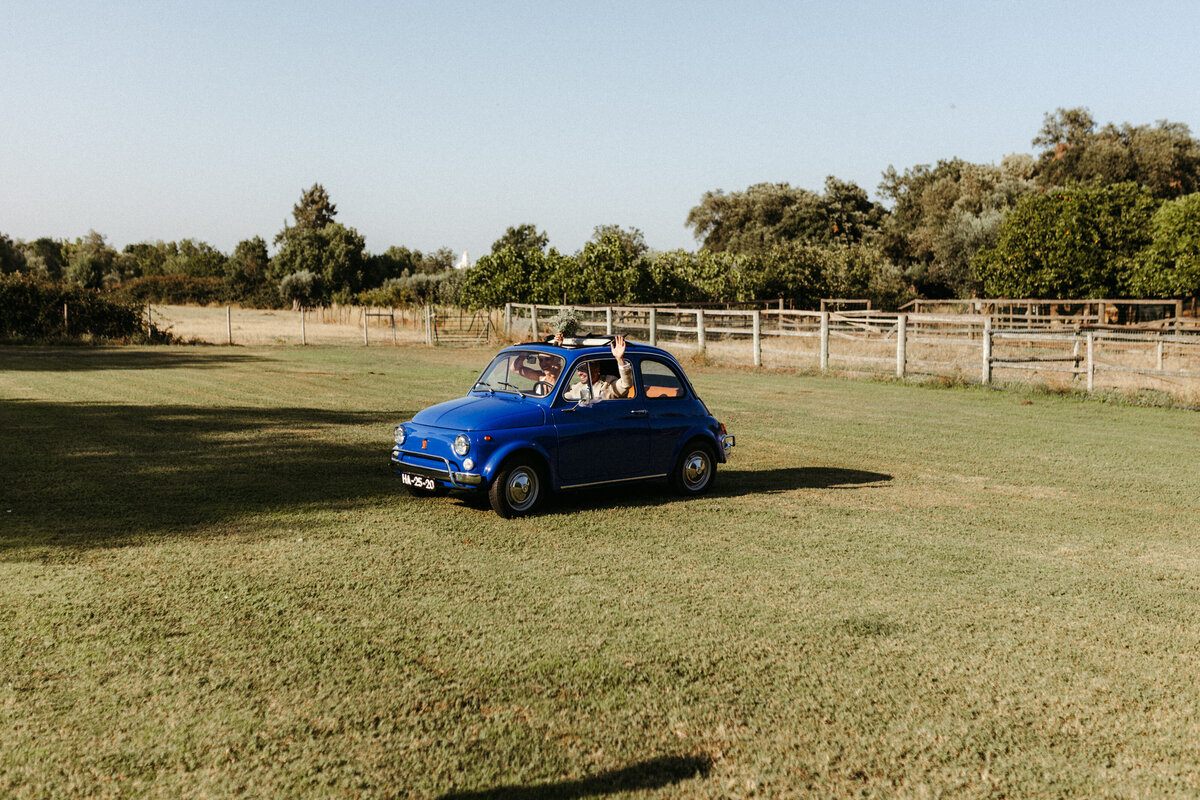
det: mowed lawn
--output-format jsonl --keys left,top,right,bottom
{"left": 2, "top": 344, "right": 1199, "bottom": 799}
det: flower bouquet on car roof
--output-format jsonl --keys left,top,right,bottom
{"left": 548, "top": 307, "right": 583, "bottom": 343}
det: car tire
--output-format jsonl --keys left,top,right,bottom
{"left": 671, "top": 441, "right": 717, "bottom": 495}
{"left": 489, "top": 457, "right": 544, "bottom": 518}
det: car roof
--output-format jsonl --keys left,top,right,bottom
{"left": 502, "top": 336, "right": 679, "bottom": 361}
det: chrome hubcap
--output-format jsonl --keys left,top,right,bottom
{"left": 683, "top": 452, "right": 710, "bottom": 489}
{"left": 507, "top": 468, "right": 538, "bottom": 510}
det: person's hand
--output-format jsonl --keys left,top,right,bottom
{"left": 611, "top": 334, "right": 626, "bottom": 360}
{"left": 554, "top": 332, "right": 563, "bottom": 346}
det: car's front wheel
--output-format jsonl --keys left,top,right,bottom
{"left": 488, "top": 457, "right": 544, "bottom": 518}
{"left": 671, "top": 441, "right": 716, "bottom": 495}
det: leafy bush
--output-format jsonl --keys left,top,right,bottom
{"left": 113, "top": 274, "right": 230, "bottom": 305}
{"left": 358, "top": 269, "right": 466, "bottom": 308}
{"left": 0, "top": 274, "right": 153, "bottom": 342}
{"left": 279, "top": 270, "right": 322, "bottom": 308}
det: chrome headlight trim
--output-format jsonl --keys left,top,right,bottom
{"left": 453, "top": 434, "right": 470, "bottom": 457}
{"left": 394, "top": 425, "right": 407, "bottom": 445}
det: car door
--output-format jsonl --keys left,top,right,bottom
{"left": 551, "top": 357, "right": 650, "bottom": 487}
{"left": 637, "top": 357, "right": 697, "bottom": 475}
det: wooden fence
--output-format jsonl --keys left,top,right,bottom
{"left": 504, "top": 303, "right": 1200, "bottom": 401}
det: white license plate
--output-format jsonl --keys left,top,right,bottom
{"left": 401, "top": 472, "right": 436, "bottom": 490}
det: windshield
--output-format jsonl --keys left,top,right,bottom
{"left": 474, "top": 350, "right": 566, "bottom": 397}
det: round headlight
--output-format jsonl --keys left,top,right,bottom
{"left": 394, "top": 425, "right": 406, "bottom": 445}
{"left": 453, "top": 434, "right": 470, "bottom": 457}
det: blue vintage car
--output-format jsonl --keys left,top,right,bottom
{"left": 390, "top": 336, "right": 735, "bottom": 517}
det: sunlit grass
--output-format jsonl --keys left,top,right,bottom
{"left": 2, "top": 344, "right": 1199, "bottom": 798}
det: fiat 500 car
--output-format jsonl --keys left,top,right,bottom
{"left": 390, "top": 337, "right": 735, "bottom": 517}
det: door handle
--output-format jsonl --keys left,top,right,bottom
{"left": 629, "top": 409, "right": 647, "bottom": 416}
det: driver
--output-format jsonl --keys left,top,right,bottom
{"left": 563, "top": 335, "right": 634, "bottom": 401}
{"left": 512, "top": 352, "right": 563, "bottom": 396}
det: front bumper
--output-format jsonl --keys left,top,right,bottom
{"left": 391, "top": 447, "right": 483, "bottom": 488}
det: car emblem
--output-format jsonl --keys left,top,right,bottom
{"left": 421, "top": 439, "right": 428, "bottom": 450}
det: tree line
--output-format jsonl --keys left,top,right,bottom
{"left": 3, "top": 107, "right": 1199, "bottom": 311}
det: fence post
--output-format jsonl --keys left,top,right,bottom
{"left": 649, "top": 308, "right": 657, "bottom": 347}
{"left": 504, "top": 303, "right": 512, "bottom": 335}
{"left": 752, "top": 310, "right": 762, "bottom": 367}
{"left": 226, "top": 306, "right": 232, "bottom": 346}
{"left": 390, "top": 307, "right": 396, "bottom": 345}
{"left": 819, "top": 312, "right": 829, "bottom": 371}
{"left": 1157, "top": 338, "right": 1164, "bottom": 371}
{"left": 530, "top": 305, "right": 539, "bottom": 340}
{"left": 696, "top": 310, "right": 706, "bottom": 353}
{"left": 64, "top": 303, "right": 69, "bottom": 335}
{"left": 1086, "top": 331, "right": 1095, "bottom": 392}
{"left": 605, "top": 307, "right": 613, "bottom": 336}
{"left": 301, "top": 307, "right": 306, "bottom": 346}
{"left": 981, "top": 316, "right": 992, "bottom": 384}
{"left": 896, "top": 314, "right": 907, "bottom": 378}
{"left": 363, "top": 307, "right": 369, "bottom": 346}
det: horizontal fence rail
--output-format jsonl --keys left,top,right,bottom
{"left": 505, "top": 303, "right": 1200, "bottom": 402}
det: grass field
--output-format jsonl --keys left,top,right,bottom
{"left": 2, "top": 344, "right": 1200, "bottom": 798}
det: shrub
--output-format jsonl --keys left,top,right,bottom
{"left": 112, "top": 274, "right": 230, "bottom": 305}
{"left": 0, "top": 274, "right": 154, "bottom": 342}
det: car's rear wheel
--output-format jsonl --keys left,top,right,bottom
{"left": 489, "top": 457, "right": 544, "bottom": 518}
{"left": 671, "top": 441, "right": 716, "bottom": 495}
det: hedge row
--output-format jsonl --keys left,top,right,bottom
{"left": 0, "top": 274, "right": 149, "bottom": 342}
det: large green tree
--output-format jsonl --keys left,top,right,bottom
{"left": 490, "top": 224, "right": 549, "bottom": 256}
{"left": 0, "top": 233, "right": 27, "bottom": 274}
{"left": 974, "top": 182, "right": 1159, "bottom": 298}
{"left": 19, "top": 238, "right": 68, "bottom": 280}
{"left": 275, "top": 183, "right": 338, "bottom": 244}
{"left": 878, "top": 156, "right": 1036, "bottom": 297}
{"left": 686, "top": 177, "right": 883, "bottom": 255}
{"left": 224, "top": 237, "right": 272, "bottom": 303}
{"left": 162, "top": 239, "right": 227, "bottom": 278}
{"left": 460, "top": 246, "right": 572, "bottom": 309}
{"left": 567, "top": 228, "right": 651, "bottom": 304}
{"left": 1125, "top": 193, "right": 1200, "bottom": 297}
{"left": 1033, "top": 107, "right": 1200, "bottom": 198}
{"left": 64, "top": 231, "right": 120, "bottom": 289}
{"left": 271, "top": 222, "right": 367, "bottom": 302}
{"left": 271, "top": 186, "right": 366, "bottom": 302}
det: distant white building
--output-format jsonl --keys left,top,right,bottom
{"left": 455, "top": 250, "right": 471, "bottom": 270}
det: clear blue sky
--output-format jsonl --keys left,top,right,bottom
{"left": 3, "top": 1, "right": 1199, "bottom": 261}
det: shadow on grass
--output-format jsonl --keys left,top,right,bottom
{"left": 720, "top": 466, "right": 893, "bottom": 494}
{"left": 0, "top": 399, "right": 403, "bottom": 559}
{"left": 0, "top": 346, "right": 270, "bottom": 372}
{"left": 517, "top": 466, "right": 892, "bottom": 516}
{"left": 437, "top": 754, "right": 711, "bottom": 799}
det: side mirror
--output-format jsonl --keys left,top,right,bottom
{"left": 577, "top": 384, "right": 593, "bottom": 407}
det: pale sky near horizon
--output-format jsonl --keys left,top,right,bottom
{"left": 3, "top": 1, "right": 1199, "bottom": 262}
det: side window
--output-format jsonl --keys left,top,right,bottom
{"left": 639, "top": 359, "right": 686, "bottom": 399}
{"left": 562, "top": 358, "right": 637, "bottom": 401}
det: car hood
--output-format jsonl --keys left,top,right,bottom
{"left": 412, "top": 394, "right": 546, "bottom": 431}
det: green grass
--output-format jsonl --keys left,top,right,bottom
{"left": 2, "top": 344, "right": 1200, "bottom": 798}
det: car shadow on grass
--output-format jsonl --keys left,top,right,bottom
{"left": 720, "top": 466, "right": 893, "bottom": 494}
{"left": 436, "top": 754, "right": 711, "bottom": 800}
{"left": 0, "top": 345, "right": 271, "bottom": 372}
{"left": 504, "top": 466, "right": 892, "bottom": 516}
{"left": 0, "top": 399, "right": 409, "bottom": 559}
